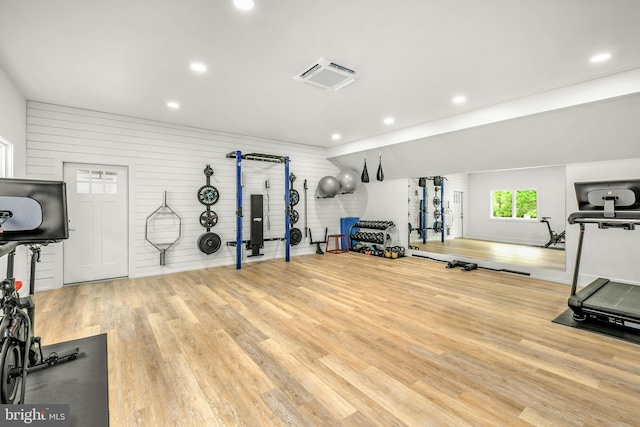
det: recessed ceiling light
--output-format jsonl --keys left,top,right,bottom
{"left": 190, "top": 62, "right": 207, "bottom": 73}
{"left": 233, "top": 0, "right": 254, "bottom": 11}
{"left": 383, "top": 117, "right": 395, "bottom": 125}
{"left": 452, "top": 95, "right": 467, "bottom": 104}
{"left": 331, "top": 134, "right": 341, "bottom": 141}
{"left": 167, "top": 101, "right": 180, "bottom": 109}
{"left": 590, "top": 52, "right": 612, "bottom": 63}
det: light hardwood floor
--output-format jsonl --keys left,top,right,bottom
{"left": 35, "top": 253, "right": 640, "bottom": 426}
{"left": 411, "top": 238, "right": 566, "bottom": 271}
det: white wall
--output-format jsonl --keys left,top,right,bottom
{"left": 26, "top": 101, "right": 360, "bottom": 289}
{"left": 0, "top": 64, "right": 25, "bottom": 176}
{"left": 0, "top": 64, "right": 28, "bottom": 286}
{"left": 14, "top": 101, "right": 640, "bottom": 290}
{"left": 566, "top": 158, "right": 640, "bottom": 286}
{"left": 330, "top": 93, "right": 640, "bottom": 284}
{"left": 467, "top": 166, "right": 565, "bottom": 246}
{"left": 331, "top": 93, "right": 640, "bottom": 180}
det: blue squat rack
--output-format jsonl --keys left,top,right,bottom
{"left": 225, "top": 151, "right": 291, "bottom": 269}
{"left": 419, "top": 176, "right": 445, "bottom": 243}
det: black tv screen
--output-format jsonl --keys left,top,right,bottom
{"left": 0, "top": 178, "right": 69, "bottom": 243}
{"left": 574, "top": 179, "right": 640, "bottom": 211}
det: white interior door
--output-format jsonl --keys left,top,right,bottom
{"left": 453, "top": 191, "right": 463, "bottom": 238}
{"left": 63, "top": 163, "right": 128, "bottom": 284}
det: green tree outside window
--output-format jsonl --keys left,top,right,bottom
{"left": 516, "top": 190, "right": 537, "bottom": 219}
{"left": 492, "top": 190, "right": 513, "bottom": 217}
{"left": 492, "top": 189, "right": 537, "bottom": 219}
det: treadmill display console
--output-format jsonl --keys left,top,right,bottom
{"left": 574, "top": 179, "right": 640, "bottom": 211}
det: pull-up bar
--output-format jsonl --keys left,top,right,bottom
{"left": 225, "top": 151, "right": 291, "bottom": 269}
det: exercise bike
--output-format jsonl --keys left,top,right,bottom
{"left": 0, "top": 242, "right": 79, "bottom": 404}
{"left": 0, "top": 177, "right": 78, "bottom": 404}
{"left": 540, "top": 216, "right": 565, "bottom": 249}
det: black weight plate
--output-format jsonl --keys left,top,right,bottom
{"left": 290, "top": 189, "right": 300, "bottom": 206}
{"left": 290, "top": 210, "right": 299, "bottom": 224}
{"left": 199, "top": 210, "right": 219, "bottom": 228}
{"left": 290, "top": 228, "right": 302, "bottom": 246}
{"left": 198, "top": 232, "right": 221, "bottom": 254}
{"left": 197, "top": 185, "right": 220, "bottom": 205}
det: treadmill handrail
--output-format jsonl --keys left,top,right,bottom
{"left": 568, "top": 212, "right": 640, "bottom": 225}
{"left": 567, "top": 212, "right": 640, "bottom": 296}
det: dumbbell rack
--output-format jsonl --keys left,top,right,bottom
{"left": 348, "top": 220, "right": 395, "bottom": 253}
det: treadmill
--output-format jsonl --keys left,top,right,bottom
{"left": 568, "top": 179, "right": 640, "bottom": 331}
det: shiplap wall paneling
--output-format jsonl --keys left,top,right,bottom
{"left": 26, "top": 101, "right": 361, "bottom": 289}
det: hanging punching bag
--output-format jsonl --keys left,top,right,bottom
{"left": 361, "top": 156, "right": 370, "bottom": 183}
{"left": 376, "top": 153, "right": 384, "bottom": 181}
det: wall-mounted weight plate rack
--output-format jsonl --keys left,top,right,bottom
{"left": 197, "top": 164, "right": 221, "bottom": 255}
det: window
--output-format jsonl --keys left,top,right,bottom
{"left": 491, "top": 189, "right": 537, "bottom": 219}
{"left": 0, "top": 136, "right": 13, "bottom": 178}
{"left": 77, "top": 169, "right": 118, "bottom": 194}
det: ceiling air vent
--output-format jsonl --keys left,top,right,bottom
{"left": 294, "top": 58, "right": 359, "bottom": 91}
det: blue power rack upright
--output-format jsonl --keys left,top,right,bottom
{"left": 226, "top": 151, "right": 290, "bottom": 269}
{"left": 440, "top": 178, "right": 445, "bottom": 243}
{"left": 422, "top": 184, "right": 427, "bottom": 244}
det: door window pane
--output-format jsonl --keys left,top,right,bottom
{"left": 77, "top": 169, "right": 118, "bottom": 194}
{"left": 104, "top": 171, "right": 118, "bottom": 194}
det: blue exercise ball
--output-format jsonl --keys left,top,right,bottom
{"left": 317, "top": 176, "right": 340, "bottom": 197}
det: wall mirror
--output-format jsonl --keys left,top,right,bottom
{"left": 408, "top": 165, "right": 566, "bottom": 271}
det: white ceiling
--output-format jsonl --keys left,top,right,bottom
{"left": 1, "top": 0, "right": 639, "bottom": 154}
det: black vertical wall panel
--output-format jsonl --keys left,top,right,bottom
{"left": 250, "top": 194, "right": 263, "bottom": 246}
